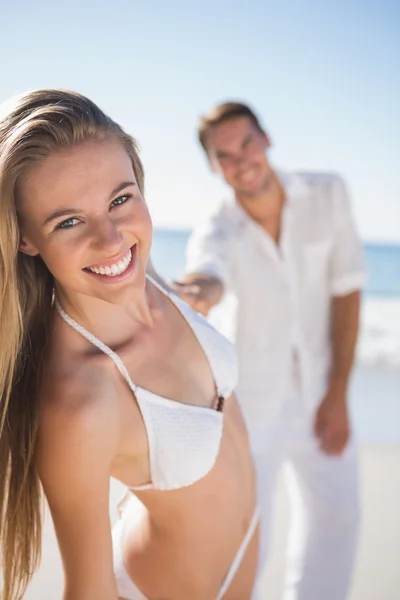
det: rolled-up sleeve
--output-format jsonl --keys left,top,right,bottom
{"left": 330, "top": 176, "right": 367, "bottom": 296}
{"left": 185, "top": 214, "right": 232, "bottom": 285}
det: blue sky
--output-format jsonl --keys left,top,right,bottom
{"left": 1, "top": 0, "right": 399, "bottom": 241}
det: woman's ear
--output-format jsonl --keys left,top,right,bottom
{"left": 19, "top": 232, "right": 39, "bottom": 257}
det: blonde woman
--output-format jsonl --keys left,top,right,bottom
{"left": 0, "top": 90, "right": 259, "bottom": 600}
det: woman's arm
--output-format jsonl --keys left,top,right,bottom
{"left": 36, "top": 376, "right": 120, "bottom": 600}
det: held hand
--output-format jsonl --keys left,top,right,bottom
{"left": 170, "top": 281, "right": 215, "bottom": 317}
{"left": 314, "top": 385, "right": 350, "bottom": 456}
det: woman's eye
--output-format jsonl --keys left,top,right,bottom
{"left": 111, "top": 194, "right": 132, "bottom": 208}
{"left": 55, "top": 217, "right": 80, "bottom": 230}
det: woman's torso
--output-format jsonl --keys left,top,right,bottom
{"left": 43, "top": 277, "right": 258, "bottom": 599}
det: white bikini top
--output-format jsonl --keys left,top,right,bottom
{"left": 55, "top": 275, "right": 238, "bottom": 491}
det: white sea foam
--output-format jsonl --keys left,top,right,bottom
{"left": 357, "top": 297, "right": 400, "bottom": 368}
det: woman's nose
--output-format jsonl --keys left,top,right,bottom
{"left": 90, "top": 218, "right": 124, "bottom": 254}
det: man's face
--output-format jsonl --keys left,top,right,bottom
{"left": 205, "top": 116, "right": 273, "bottom": 198}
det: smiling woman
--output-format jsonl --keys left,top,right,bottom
{"left": 0, "top": 90, "right": 259, "bottom": 600}
{"left": 0, "top": 90, "right": 147, "bottom": 600}
{"left": 17, "top": 138, "right": 152, "bottom": 306}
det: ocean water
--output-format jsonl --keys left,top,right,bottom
{"left": 152, "top": 230, "right": 400, "bottom": 444}
{"left": 151, "top": 230, "right": 400, "bottom": 370}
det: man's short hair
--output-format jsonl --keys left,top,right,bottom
{"left": 198, "top": 101, "right": 265, "bottom": 153}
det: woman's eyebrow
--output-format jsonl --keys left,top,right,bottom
{"left": 109, "top": 181, "right": 136, "bottom": 200}
{"left": 42, "top": 182, "right": 137, "bottom": 226}
{"left": 43, "top": 208, "right": 81, "bottom": 226}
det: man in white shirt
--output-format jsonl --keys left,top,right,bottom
{"left": 174, "top": 102, "right": 366, "bottom": 599}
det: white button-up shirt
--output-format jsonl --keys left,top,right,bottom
{"left": 185, "top": 172, "right": 366, "bottom": 429}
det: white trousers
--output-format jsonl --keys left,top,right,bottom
{"left": 248, "top": 383, "right": 360, "bottom": 600}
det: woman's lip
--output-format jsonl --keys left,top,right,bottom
{"left": 84, "top": 246, "right": 133, "bottom": 271}
{"left": 83, "top": 245, "right": 137, "bottom": 283}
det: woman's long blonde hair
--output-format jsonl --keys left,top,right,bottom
{"left": 0, "top": 89, "right": 145, "bottom": 600}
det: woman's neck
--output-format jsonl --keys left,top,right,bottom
{"left": 54, "top": 276, "right": 160, "bottom": 350}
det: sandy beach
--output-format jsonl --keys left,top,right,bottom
{"left": 19, "top": 367, "right": 400, "bottom": 599}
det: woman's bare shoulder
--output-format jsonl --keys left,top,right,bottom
{"left": 36, "top": 355, "right": 120, "bottom": 490}
{"left": 39, "top": 349, "right": 118, "bottom": 447}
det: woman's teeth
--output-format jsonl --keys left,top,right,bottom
{"left": 88, "top": 248, "right": 132, "bottom": 276}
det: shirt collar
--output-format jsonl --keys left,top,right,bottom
{"left": 225, "top": 169, "right": 308, "bottom": 226}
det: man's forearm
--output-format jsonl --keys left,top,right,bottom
{"left": 329, "top": 290, "right": 361, "bottom": 393}
{"left": 178, "top": 273, "right": 225, "bottom": 308}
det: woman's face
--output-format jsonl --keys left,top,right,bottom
{"left": 17, "top": 140, "right": 152, "bottom": 305}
